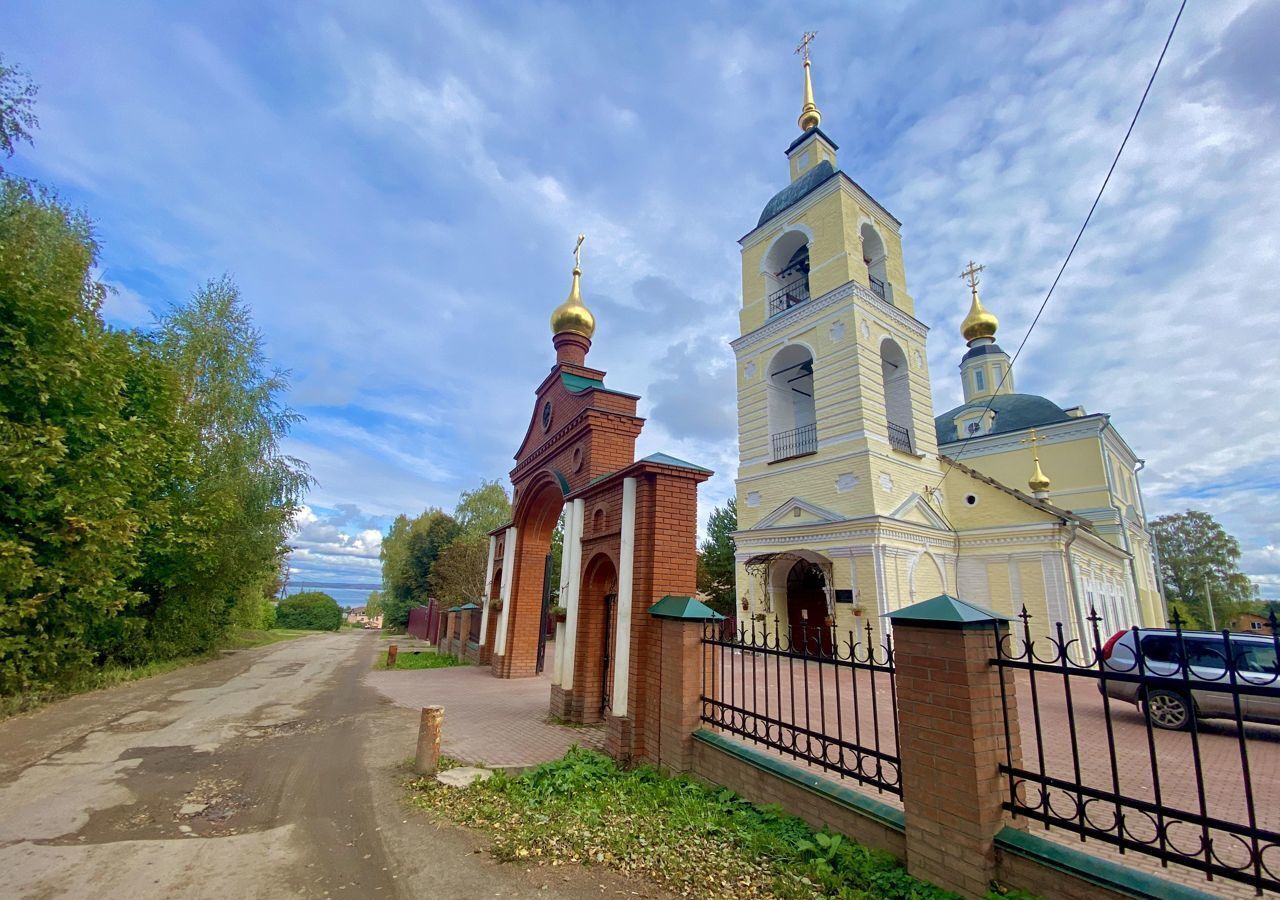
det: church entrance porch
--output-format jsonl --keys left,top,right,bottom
{"left": 786, "top": 558, "right": 833, "bottom": 655}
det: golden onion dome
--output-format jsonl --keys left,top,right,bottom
{"left": 960, "top": 288, "right": 999, "bottom": 343}
{"left": 550, "top": 266, "right": 595, "bottom": 340}
{"left": 1028, "top": 457, "right": 1052, "bottom": 494}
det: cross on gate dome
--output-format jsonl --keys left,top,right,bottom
{"left": 550, "top": 233, "right": 596, "bottom": 340}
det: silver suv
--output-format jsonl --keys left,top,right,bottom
{"left": 1099, "top": 628, "right": 1280, "bottom": 731}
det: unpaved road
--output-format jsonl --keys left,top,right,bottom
{"left": 0, "top": 631, "right": 667, "bottom": 899}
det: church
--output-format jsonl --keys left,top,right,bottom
{"left": 730, "top": 40, "right": 1165, "bottom": 646}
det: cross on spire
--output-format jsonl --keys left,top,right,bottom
{"left": 573, "top": 233, "right": 585, "bottom": 271}
{"left": 1019, "top": 427, "right": 1046, "bottom": 461}
{"left": 795, "top": 31, "right": 817, "bottom": 63}
{"left": 960, "top": 260, "right": 985, "bottom": 292}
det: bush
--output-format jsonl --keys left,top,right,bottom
{"left": 275, "top": 592, "right": 341, "bottom": 631}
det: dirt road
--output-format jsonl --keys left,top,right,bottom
{"left": 0, "top": 631, "right": 666, "bottom": 899}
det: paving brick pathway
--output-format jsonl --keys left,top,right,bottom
{"left": 364, "top": 660, "right": 603, "bottom": 769}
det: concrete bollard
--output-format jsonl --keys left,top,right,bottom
{"left": 387, "top": 644, "right": 398, "bottom": 668}
{"left": 415, "top": 705, "right": 444, "bottom": 775}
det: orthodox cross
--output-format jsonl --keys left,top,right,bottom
{"left": 960, "top": 260, "right": 985, "bottom": 291}
{"left": 573, "top": 233, "right": 585, "bottom": 269}
{"left": 795, "top": 31, "right": 817, "bottom": 62}
{"left": 1020, "top": 427, "right": 1046, "bottom": 462}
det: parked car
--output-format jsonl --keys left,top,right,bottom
{"left": 1099, "top": 628, "right": 1280, "bottom": 731}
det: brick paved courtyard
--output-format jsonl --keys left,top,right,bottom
{"left": 364, "top": 651, "right": 604, "bottom": 769}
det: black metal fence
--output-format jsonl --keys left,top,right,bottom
{"left": 701, "top": 618, "right": 901, "bottom": 796}
{"left": 993, "top": 608, "right": 1280, "bottom": 895}
{"left": 767, "top": 280, "right": 811, "bottom": 317}
{"left": 771, "top": 422, "right": 817, "bottom": 461}
{"left": 886, "top": 421, "right": 913, "bottom": 454}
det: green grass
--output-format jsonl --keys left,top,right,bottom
{"left": 378, "top": 648, "right": 466, "bottom": 670}
{"left": 407, "top": 747, "right": 999, "bottom": 900}
{"left": 0, "top": 628, "right": 316, "bottom": 721}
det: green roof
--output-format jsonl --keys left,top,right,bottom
{"left": 640, "top": 452, "right": 713, "bottom": 473}
{"left": 561, "top": 372, "right": 605, "bottom": 394}
{"left": 758, "top": 159, "right": 839, "bottom": 226}
{"left": 885, "top": 594, "right": 1008, "bottom": 624}
{"left": 560, "top": 371, "right": 641, "bottom": 400}
{"left": 649, "top": 595, "right": 724, "bottom": 621}
{"left": 457, "top": 603, "right": 480, "bottom": 611}
{"left": 935, "top": 392, "right": 1072, "bottom": 445}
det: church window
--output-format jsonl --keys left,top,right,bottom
{"left": 974, "top": 368, "right": 985, "bottom": 392}
{"left": 992, "top": 363, "right": 1002, "bottom": 386}
{"left": 767, "top": 344, "right": 817, "bottom": 461}
{"left": 965, "top": 493, "right": 978, "bottom": 506}
{"left": 764, "top": 230, "right": 812, "bottom": 317}
{"left": 881, "top": 338, "right": 915, "bottom": 453}
{"left": 860, "top": 223, "right": 889, "bottom": 302}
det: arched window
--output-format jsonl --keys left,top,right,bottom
{"left": 860, "top": 223, "right": 889, "bottom": 301}
{"left": 763, "top": 230, "right": 811, "bottom": 317}
{"left": 881, "top": 338, "right": 915, "bottom": 453}
{"left": 767, "top": 344, "right": 817, "bottom": 461}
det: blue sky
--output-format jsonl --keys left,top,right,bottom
{"left": 4, "top": 0, "right": 1278, "bottom": 604}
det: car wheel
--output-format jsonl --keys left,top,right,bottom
{"left": 1145, "top": 689, "right": 1193, "bottom": 731}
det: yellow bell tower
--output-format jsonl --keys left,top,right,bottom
{"left": 732, "top": 34, "right": 939, "bottom": 532}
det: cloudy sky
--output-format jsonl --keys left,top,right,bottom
{"left": 4, "top": 0, "right": 1278, "bottom": 605}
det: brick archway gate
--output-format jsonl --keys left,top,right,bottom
{"left": 475, "top": 250, "right": 713, "bottom": 757}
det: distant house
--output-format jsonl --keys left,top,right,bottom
{"left": 345, "top": 607, "right": 384, "bottom": 629}
{"left": 1230, "top": 612, "right": 1275, "bottom": 635}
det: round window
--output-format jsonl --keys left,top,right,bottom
{"left": 541, "top": 400, "right": 553, "bottom": 432}
{"left": 965, "top": 494, "right": 978, "bottom": 506}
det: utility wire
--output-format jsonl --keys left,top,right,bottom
{"left": 930, "top": 0, "right": 1186, "bottom": 494}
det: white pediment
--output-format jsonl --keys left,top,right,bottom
{"left": 890, "top": 492, "right": 951, "bottom": 531}
{"left": 751, "top": 497, "right": 847, "bottom": 530}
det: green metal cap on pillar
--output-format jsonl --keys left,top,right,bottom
{"left": 648, "top": 595, "right": 724, "bottom": 621}
{"left": 884, "top": 594, "right": 1008, "bottom": 626}
{"left": 457, "top": 603, "right": 480, "bottom": 611}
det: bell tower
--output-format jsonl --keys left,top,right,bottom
{"left": 732, "top": 35, "right": 941, "bottom": 534}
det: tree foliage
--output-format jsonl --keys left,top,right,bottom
{"left": 0, "top": 94, "right": 307, "bottom": 692}
{"left": 0, "top": 55, "right": 37, "bottom": 166}
{"left": 454, "top": 479, "right": 511, "bottom": 536}
{"left": 275, "top": 592, "right": 341, "bottom": 631}
{"left": 430, "top": 532, "right": 490, "bottom": 606}
{"left": 697, "top": 499, "right": 737, "bottom": 615}
{"left": 1152, "top": 509, "right": 1255, "bottom": 629}
{"left": 379, "top": 508, "right": 462, "bottom": 628}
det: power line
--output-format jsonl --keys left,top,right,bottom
{"left": 931, "top": 0, "right": 1187, "bottom": 493}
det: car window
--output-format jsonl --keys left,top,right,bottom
{"left": 1140, "top": 635, "right": 1180, "bottom": 664}
{"left": 1184, "top": 638, "right": 1229, "bottom": 671}
{"left": 1233, "top": 642, "right": 1278, "bottom": 676}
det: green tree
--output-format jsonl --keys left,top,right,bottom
{"left": 430, "top": 532, "right": 490, "bottom": 605}
{"left": 365, "top": 590, "right": 383, "bottom": 619}
{"left": 0, "top": 55, "right": 37, "bottom": 167}
{"left": 1151, "top": 510, "right": 1255, "bottom": 629}
{"left": 275, "top": 591, "right": 341, "bottom": 630}
{"left": 697, "top": 499, "right": 737, "bottom": 615}
{"left": 0, "top": 178, "right": 161, "bottom": 692}
{"left": 118, "top": 277, "right": 311, "bottom": 660}
{"left": 379, "top": 509, "right": 461, "bottom": 628}
{"left": 454, "top": 479, "right": 511, "bottom": 536}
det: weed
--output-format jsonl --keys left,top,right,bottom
{"left": 377, "top": 649, "right": 465, "bottom": 670}
{"left": 407, "top": 747, "right": 1021, "bottom": 899}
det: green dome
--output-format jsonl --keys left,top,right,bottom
{"left": 934, "top": 393, "right": 1071, "bottom": 445}
{"left": 758, "top": 160, "right": 838, "bottom": 227}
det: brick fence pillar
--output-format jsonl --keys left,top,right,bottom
{"left": 442, "top": 609, "right": 458, "bottom": 655}
{"left": 887, "top": 595, "right": 1022, "bottom": 899}
{"left": 455, "top": 608, "right": 472, "bottom": 661}
{"left": 648, "top": 595, "right": 722, "bottom": 774}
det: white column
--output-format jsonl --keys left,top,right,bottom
{"left": 552, "top": 503, "right": 579, "bottom": 687}
{"left": 610, "top": 477, "right": 637, "bottom": 718}
{"left": 561, "top": 499, "right": 585, "bottom": 691}
{"left": 495, "top": 525, "right": 517, "bottom": 655}
{"left": 478, "top": 534, "right": 497, "bottom": 646}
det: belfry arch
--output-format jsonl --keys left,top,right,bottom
{"left": 476, "top": 238, "right": 713, "bottom": 756}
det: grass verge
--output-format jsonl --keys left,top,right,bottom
{"left": 0, "top": 628, "right": 316, "bottom": 721}
{"left": 408, "top": 747, "right": 1028, "bottom": 899}
{"left": 378, "top": 649, "right": 466, "bottom": 670}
